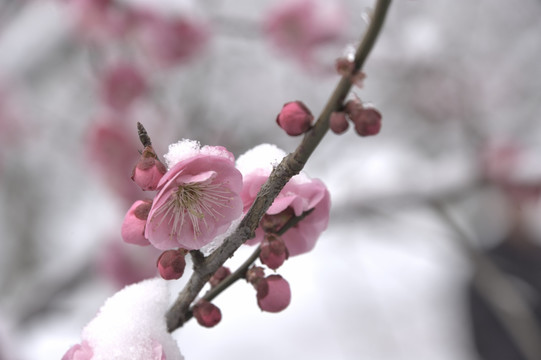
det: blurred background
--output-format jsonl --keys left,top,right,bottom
{"left": 1, "top": 0, "right": 541, "bottom": 359}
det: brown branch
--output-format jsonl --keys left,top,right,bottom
{"left": 165, "top": 0, "right": 393, "bottom": 332}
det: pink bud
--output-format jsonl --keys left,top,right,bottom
{"left": 192, "top": 300, "right": 222, "bottom": 328}
{"left": 121, "top": 200, "right": 152, "bottom": 246}
{"left": 352, "top": 108, "right": 382, "bottom": 137}
{"left": 344, "top": 98, "right": 363, "bottom": 117}
{"left": 329, "top": 111, "right": 349, "bottom": 134}
{"left": 209, "top": 266, "right": 231, "bottom": 288}
{"left": 260, "top": 234, "right": 289, "bottom": 270}
{"left": 131, "top": 145, "right": 167, "bottom": 191}
{"left": 259, "top": 208, "right": 295, "bottom": 233}
{"left": 257, "top": 275, "right": 291, "bottom": 313}
{"left": 276, "top": 101, "right": 313, "bottom": 136}
{"left": 100, "top": 62, "right": 147, "bottom": 111}
{"left": 157, "top": 249, "right": 187, "bottom": 280}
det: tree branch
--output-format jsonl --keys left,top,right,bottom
{"left": 166, "top": 0, "right": 393, "bottom": 332}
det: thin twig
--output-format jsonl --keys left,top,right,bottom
{"left": 165, "top": 0, "right": 393, "bottom": 332}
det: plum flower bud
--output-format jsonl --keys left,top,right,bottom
{"left": 157, "top": 249, "right": 187, "bottom": 280}
{"left": 100, "top": 62, "right": 147, "bottom": 111}
{"left": 276, "top": 101, "right": 313, "bottom": 136}
{"left": 209, "top": 266, "right": 231, "bottom": 288}
{"left": 329, "top": 111, "right": 349, "bottom": 134}
{"left": 192, "top": 300, "right": 222, "bottom": 328}
{"left": 132, "top": 145, "right": 167, "bottom": 191}
{"left": 121, "top": 200, "right": 152, "bottom": 246}
{"left": 352, "top": 107, "right": 382, "bottom": 137}
{"left": 260, "top": 208, "right": 295, "bottom": 233}
{"left": 257, "top": 275, "right": 291, "bottom": 313}
{"left": 246, "top": 266, "right": 266, "bottom": 285}
{"left": 145, "top": 140, "right": 243, "bottom": 250}
{"left": 260, "top": 234, "right": 289, "bottom": 270}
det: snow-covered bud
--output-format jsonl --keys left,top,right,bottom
{"left": 257, "top": 275, "right": 291, "bottom": 313}
{"left": 131, "top": 145, "right": 167, "bottom": 191}
{"left": 260, "top": 234, "right": 289, "bottom": 270}
{"left": 260, "top": 208, "right": 295, "bottom": 233}
{"left": 192, "top": 300, "right": 222, "bottom": 328}
{"left": 157, "top": 249, "right": 187, "bottom": 280}
{"left": 209, "top": 266, "right": 231, "bottom": 288}
{"left": 276, "top": 101, "right": 314, "bottom": 136}
{"left": 352, "top": 107, "right": 382, "bottom": 137}
{"left": 329, "top": 111, "right": 349, "bottom": 134}
{"left": 121, "top": 200, "right": 152, "bottom": 246}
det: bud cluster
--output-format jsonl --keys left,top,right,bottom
{"left": 330, "top": 97, "right": 382, "bottom": 136}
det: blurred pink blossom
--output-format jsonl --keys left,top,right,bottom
{"left": 264, "top": 0, "right": 346, "bottom": 65}
{"left": 144, "top": 142, "right": 243, "bottom": 250}
{"left": 85, "top": 116, "right": 143, "bottom": 203}
{"left": 99, "top": 62, "right": 147, "bottom": 112}
{"left": 96, "top": 239, "right": 160, "bottom": 289}
{"left": 63, "top": 0, "right": 138, "bottom": 40}
{"left": 137, "top": 13, "right": 209, "bottom": 68}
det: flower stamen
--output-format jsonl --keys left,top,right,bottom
{"left": 152, "top": 181, "right": 233, "bottom": 240}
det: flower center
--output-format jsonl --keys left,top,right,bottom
{"left": 154, "top": 181, "right": 233, "bottom": 240}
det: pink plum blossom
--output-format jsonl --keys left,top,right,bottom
{"left": 144, "top": 140, "right": 243, "bottom": 250}
{"left": 63, "top": 278, "right": 183, "bottom": 360}
{"left": 257, "top": 275, "right": 291, "bottom": 313}
{"left": 237, "top": 144, "right": 330, "bottom": 256}
{"left": 121, "top": 200, "right": 152, "bottom": 246}
{"left": 264, "top": 0, "right": 345, "bottom": 65}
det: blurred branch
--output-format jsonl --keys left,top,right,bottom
{"left": 431, "top": 201, "right": 541, "bottom": 360}
{"left": 165, "top": 0, "right": 393, "bottom": 332}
